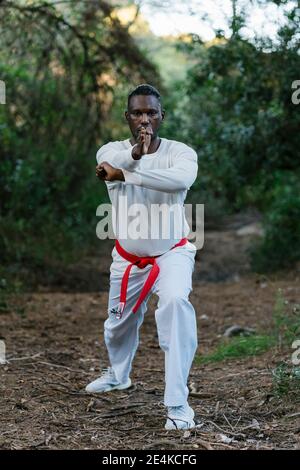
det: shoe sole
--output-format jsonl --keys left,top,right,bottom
{"left": 85, "top": 378, "right": 132, "bottom": 394}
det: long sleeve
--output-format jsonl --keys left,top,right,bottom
{"left": 122, "top": 146, "right": 198, "bottom": 193}
{"left": 96, "top": 142, "right": 140, "bottom": 171}
{"left": 96, "top": 142, "right": 141, "bottom": 189}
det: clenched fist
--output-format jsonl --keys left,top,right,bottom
{"left": 96, "top": 162, "right": 125, "bottom": 182}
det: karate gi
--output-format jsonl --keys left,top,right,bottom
{"left": 96, "top": 137, "right": 198, "bottom": 406}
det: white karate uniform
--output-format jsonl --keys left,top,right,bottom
{"left": 96, "top": 137, "right": 198, "bottom": 406}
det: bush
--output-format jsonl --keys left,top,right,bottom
{"left": 250, "top": 177, "right": 300, "bottom": 272}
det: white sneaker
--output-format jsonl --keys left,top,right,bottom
{"left": 85, "top": 367, "right": 132, "bottom": 393}
{"left": 165, "top": 403, "right": 195, "bottom": 430}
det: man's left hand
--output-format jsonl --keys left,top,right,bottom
{"left": 96, "top": 162, "right": 125, "bottom": 182}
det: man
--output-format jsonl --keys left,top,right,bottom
{"left": 86, "top": 84, "right": 199, "bottom": 430}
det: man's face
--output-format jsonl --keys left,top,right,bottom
{"left": 125, "top": 95, "right": 165, "bottom": 141}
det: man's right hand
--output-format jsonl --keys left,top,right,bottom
{"left": 132, "top": 126, "right": 153, "bottom": 160}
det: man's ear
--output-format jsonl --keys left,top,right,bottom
{"left": 125, "top": 110, "right": 129, "bottom": 122}
{"left": 161, "top": 109, "right": 166, "bottom": 121}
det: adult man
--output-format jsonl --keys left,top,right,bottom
{"left": 86, "top": 84, "right": 199, "bottom": 430}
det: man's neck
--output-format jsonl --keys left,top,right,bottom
{"left": 130, "top": 136, "right": 161, "bottom": 154}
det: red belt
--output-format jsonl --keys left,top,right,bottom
{"left": 113, "top": 238, "right": 188, "bottom": 318}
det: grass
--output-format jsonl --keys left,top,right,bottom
{"left": 272, "top": 362, "right": 300, "bottom": 398}
{"left": 273, "top": 289, "right": 300, "bottom": 345}
{"left": 195, "top": 334, "right": 275, "bottom": 364}
{"left": 196, "top": 289, "right": 300, "bottom": 365}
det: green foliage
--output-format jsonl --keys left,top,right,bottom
{"left": 250, "top": 175, "right": 300, "bottom": 271}
{"left": 0, "top": 270, "right": 24, "bottom": 315}
{"left": 0, "top": 0, "right": 161, "bottom": 270}
{"left": 269, "top": 288, "right": 300, "bottom": 400}
{"left": 272, "top": 289, "right": 300, "bottom": 345}
{"left": 196, "top": 289, "right": 300, "bottom": 364}
{"left": 1, "top": 0, "right": 299, "bottom": 275}
{"left": 272, "top": 363, "right": 300, "bottom": 398}
{"left": 171, "top": 35, "right": 300, "bottom": 208}
{"left": 161, "top": 4, "right": 300, "bottom": 269}
{"left": 196, "top": 334, "right": 275, "bottom": 364}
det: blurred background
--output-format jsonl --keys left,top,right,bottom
{"left": 0, "top": 0, "right": 299, "bottom": 288}
{"left": 1, "top": 1, "right": 300, "bottom": 450}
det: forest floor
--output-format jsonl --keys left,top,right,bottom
{"left": 1, "top": 214, "right": 300, "bottom": 450}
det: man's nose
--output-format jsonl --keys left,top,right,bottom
{"left": 141, "top": 113, "right": 150, "bottom": 124}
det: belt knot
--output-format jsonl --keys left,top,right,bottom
{"left": 112, "top": 238, "right": 188, "bottom": 319}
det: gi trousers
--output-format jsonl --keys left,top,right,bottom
{"left": 104, "top": 242, "right": 198, "bottom": 407}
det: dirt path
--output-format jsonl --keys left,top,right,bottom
{"left": 1, "top": 219, "right": 300, "bottom": 450}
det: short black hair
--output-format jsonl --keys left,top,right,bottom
{"left": 127, "top": 84, "right": 161, "bottom": 109}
